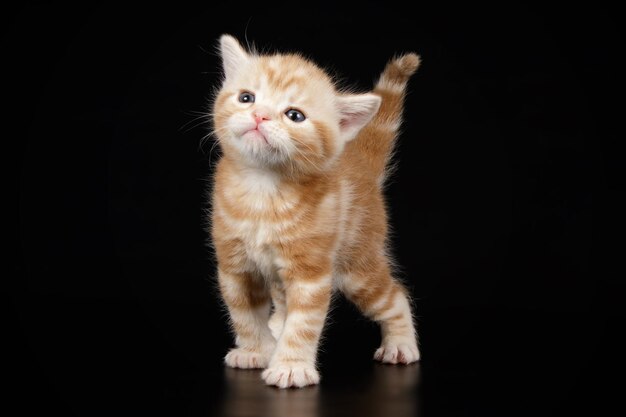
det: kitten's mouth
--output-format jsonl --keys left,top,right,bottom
{"left": 242, "top": 128, "right": 271, "bottom": 147}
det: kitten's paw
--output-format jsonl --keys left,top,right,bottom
{"left": 374, "top": 342, "right": 420, "bottom": 364}
{"left": 224, "top": 348, "right": 270, "bottom": 369}
{"left": 261, "top": 362, "right": 320, "bottom": 388}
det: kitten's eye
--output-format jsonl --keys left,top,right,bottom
{"left": 285, "top": 109, "right": 306, "bottom": 123}
{"left": 238, "top": 92, "right": 255, "bottom": 103}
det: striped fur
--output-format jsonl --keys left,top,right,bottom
{"left": 353, "top": 53, "right": 421, "bottom": 184}
{"left": 210, "top": 35, "right": 421, "bottom": 388}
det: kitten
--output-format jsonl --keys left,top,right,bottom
{"left": 210, "top": 34, "right": 421, "bottom": 388}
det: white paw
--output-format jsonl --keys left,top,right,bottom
{"left": 374, "top": 342, "right": 420, "bottom": 364}
{"left": 261, "top": 362, "right": 320, "bottom": 388}
{"left": 224, "top": 348, "right": 270, "bottom": 369}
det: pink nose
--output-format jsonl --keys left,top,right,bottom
{"left": 254, "top": 111, "right": 271, "bottom": 124}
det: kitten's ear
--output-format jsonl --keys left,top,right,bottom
{"left": 219, "top": 34, "right": 249, "bottom": 81}
{"left": 336, "top": 93, "right": 382, "bottom": 142}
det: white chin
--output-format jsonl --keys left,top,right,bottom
{"left": 242, "top": 130, "right": 270, "bottom": 146}
{"left": 235, "top": 135, "right": 283, "bottom": 166}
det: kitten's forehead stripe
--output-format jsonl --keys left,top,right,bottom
{"left": 257, "top": 55, "right": 333, "bottom": 95}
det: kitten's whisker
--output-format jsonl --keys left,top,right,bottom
{"left": 199, "top": 125, "right": 231, "bottom": 155}
{"left": 209, "top": 137, "right": 221, "bottom": 158}
{"left": 180, "top": 109, "right": 212, "bottom": 133}
{"left": 199, "top": 132, "right": 218, "bottom": 153}
{"left": 183, "top": 109, "right": 210, "bottom": 116}
{"left": 183, "top": 118, "right": 212, "bottom": 133}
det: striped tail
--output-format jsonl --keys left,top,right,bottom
{"left": 356, "top": 53, "right": 420, "bottom": 181}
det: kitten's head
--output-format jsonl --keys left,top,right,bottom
{"left": 212, "top": 35, "right": 381, "bottom": 175}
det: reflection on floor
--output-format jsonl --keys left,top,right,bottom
{"left": 220, "top": 364, "right": 421, "bottom": 417}
{"left": 14, "top": 296, "right": 612, "bottom": 417}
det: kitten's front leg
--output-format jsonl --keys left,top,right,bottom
{"left": 262, "top": 270, "right": 332, "bottom": 388}
{"left": 218, "top": 269, "right": 276, "bottom": 369}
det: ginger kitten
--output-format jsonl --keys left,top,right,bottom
{"left": 210, "top": 34, "right": 421, "bottom": 388}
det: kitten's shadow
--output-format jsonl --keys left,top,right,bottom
{"left": 220, "top": 363, "right": 421, "bottom": 417}
{"left": 220, "top": 368, "right": 320, "bottom": 417}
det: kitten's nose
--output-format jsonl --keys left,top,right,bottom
{"left": 253, "top": 110, "right": 271, "bottom": 125}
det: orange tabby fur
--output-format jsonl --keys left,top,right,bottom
{"left": 210, "top": 35, "right": 420, "bottom": 388}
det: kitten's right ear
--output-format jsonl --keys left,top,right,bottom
{"left": 219, "top": 34, "right": 248, "bottom": 81}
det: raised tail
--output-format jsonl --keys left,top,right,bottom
{"left": 355, "top": 53, "right": 420, "bottom": 181}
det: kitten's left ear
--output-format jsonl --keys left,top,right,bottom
{"left": 336, "top": 93, "right": 382, "bottom": 142}
{"left": 219, "top": 34, "right": 249, "bottom": 81}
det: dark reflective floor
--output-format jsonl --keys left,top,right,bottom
{"left": 220, "top": 363, "right": 420, "bottom": 417}
{"left": 11, "top": 294, "right": 621, "bottom": 417}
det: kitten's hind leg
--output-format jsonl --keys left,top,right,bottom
{"left": 218, "top": 269, "right": 276, "bottom": 369}
{"left": 340, "top": 260, "right": 420, "bottom": 364}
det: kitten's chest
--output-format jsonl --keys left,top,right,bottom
{"left": 226, "top": 197, "right": 297, "bottom": 277}
{"left": 215, "top": 168, "right": 302, "bottom": 273}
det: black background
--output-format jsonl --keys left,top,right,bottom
{"left": 8, "top": 1, "right": 623, "bottom": 416}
